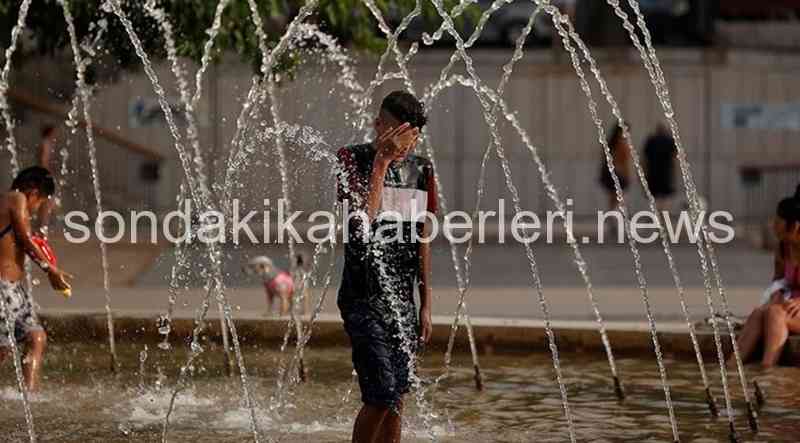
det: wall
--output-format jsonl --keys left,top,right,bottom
{"left": 3, "top": 48, "right": 798, "bottom": 220}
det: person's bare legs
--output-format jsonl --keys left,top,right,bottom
{"left": 22, "top": 330, "right": 46, "bottom": 392}
{"left": 377, "top": 399, "right": 403, "bottom": 443}
{"left": 734, "top": 306, "right": 767, "bottom": 364}
{"left": 762, "top": 304, "right": 790, "bottom": 368}
{"left": 352, "top": 404, "right": 389, "bottom": 443}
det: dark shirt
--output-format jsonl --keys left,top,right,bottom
{"left": 335, "top": 143, "right": 437, "bottom": 317}
{"left": 644, "top": 133, "right": 677, "bottom": 196}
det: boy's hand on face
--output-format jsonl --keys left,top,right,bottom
{"left": 419, "top": 305, "right": 432, "bottom": 345}
{"left": 376, "top": 123, "right": 419, "bottom": 164}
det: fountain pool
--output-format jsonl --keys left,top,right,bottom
{"left": 1, "top": 342, "right": 797, "bottom": 442}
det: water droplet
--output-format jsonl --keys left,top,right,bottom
{"left": 190, "top": 342, "right": 204, "bottom": 354}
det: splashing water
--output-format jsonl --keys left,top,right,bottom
{"left": 158, "top": 184, "right": 190, "bottom": 351}
{"left": 145, "top": 0, "right": 239, "bottom": 376}
{"left": 370, "top": 237, "right": 439, "bottom": 441}
{"left": 547, "top": 3, "right": 723, "bottom": 419}
{"left": 0, "top": 0, "right": 32, "bottom": 177}
{"left": 0, "top": 0, "right": 751, "bottom": 440}
{"left": 423, "top": 0, "right": 522, "bottom": 390}
{"left": 191, "top": 0, "right": 232, "bottom": 110}
{"left": 104, "top": 1, "right": 260, "bottom": 440}
{"left": 143, "top": 0, "right": 212, "bottom": 200}
{"left": 346, "top": 1, "right": 494, "bottom": 437}
{"left": 60, "top": 0, "right": 120, "bottom": 373}
{"left": 139, "top": 344, "right": 149, "bottom": 393}
{"left": 56, "top": 94, "right": 80, "bottom": 210}
{"left": 423, "top": 3, "right": 623, "bottom": 406}
{"left": 604, "top": 0, "right": 756, "bottom": 435}
{"left": 534, "top": 3, "right": 681, "bottom": 439}
{"left": 422, "top": 0, "right": 579, "bottom": 439}
{"left": 0, "top": 294, "right": 36, "bottom": 442}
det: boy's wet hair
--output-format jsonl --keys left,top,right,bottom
{"left": 11, "top": 166, "right": 55, "bottom": 197}
{"left": 380, "top": 90, "right": 427, "bottom": 129}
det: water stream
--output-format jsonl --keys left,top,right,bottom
{"left": 0, "top": 0, "right": 32, "bottom": 177}
{"left": 0, "top": 1, "right": 772, "bottom": 441}
{"left": 60, "top": 0, "right": 120, "bottom": 373}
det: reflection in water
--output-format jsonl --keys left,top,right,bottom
{"left": 0, "top": 343, "right": 797, "bottom": 442}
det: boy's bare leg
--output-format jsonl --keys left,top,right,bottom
{"left": 23, "top": 330, "right": 46, "bottom": 392}
{"left": 377, "top": 399, "right": 403, "bottom": 443}
{"left": 734, "top": 306, "right": 767, "bottom": 364}
{"left": 353, "top": 404, "right": 389, "bottom": 443}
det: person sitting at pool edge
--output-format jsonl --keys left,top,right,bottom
{"left": 0, "top": 167, "right": 72, "bottom": 391}
{"left": 336, "top": 90, "right": 436, "bottom": 443}
{"left": 735, "top": 185, "right": 800, "bottom": 368}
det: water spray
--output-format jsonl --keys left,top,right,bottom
{"left": 60, "top": 0, "right": 120, "bottom": 373}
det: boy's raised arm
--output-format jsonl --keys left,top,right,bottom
{"left": 9, "top": 193, "right": 71, "bottom": 290}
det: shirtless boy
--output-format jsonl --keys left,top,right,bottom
{"left": 0, "top": 167, "right": 71, "bottom": 391}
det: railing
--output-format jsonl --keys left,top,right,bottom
{"left": 740, "top": 163, "right": 800, "bottom": 223}
{"left": 6, "top": 89, "right": 165, "bottom": 216}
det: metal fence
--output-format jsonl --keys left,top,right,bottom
{"left": 740, "top": 163, "right": 800, "bottom": 222}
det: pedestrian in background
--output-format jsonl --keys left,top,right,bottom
{"left": 599, "top": 123, "right": 632, "bottom": 213}
{"left": 643, "top": 122, "right": 677, "bottom": 213}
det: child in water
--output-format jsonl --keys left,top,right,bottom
{"left": 735, "top": 185, "right": 800, "bottom": 367}
{"left": 336, "top": 90, "right": 435, "bottom": 443}
{"left": 0, "top": 167, "right": 72, "bottom": 391}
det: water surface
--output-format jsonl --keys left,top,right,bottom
{"left": 0, "top": 343, "right": 797, "bottom": 442}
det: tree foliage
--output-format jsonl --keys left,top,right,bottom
{"left": 0, "top": 0, "right": 475, "bottom": 73}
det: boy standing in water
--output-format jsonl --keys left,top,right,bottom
{"left": 0, "top": 167, "right": 71, "bottom": 391}
{"left": 337, "top": 91, "right": 436, "bottom": 443}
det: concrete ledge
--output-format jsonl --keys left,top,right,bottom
{"left": 36, "top": 313, "right": 800, "bottom": 365}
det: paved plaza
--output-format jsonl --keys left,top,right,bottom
{"left": 37, "top": 235, "right": 772, "bottom": 325}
